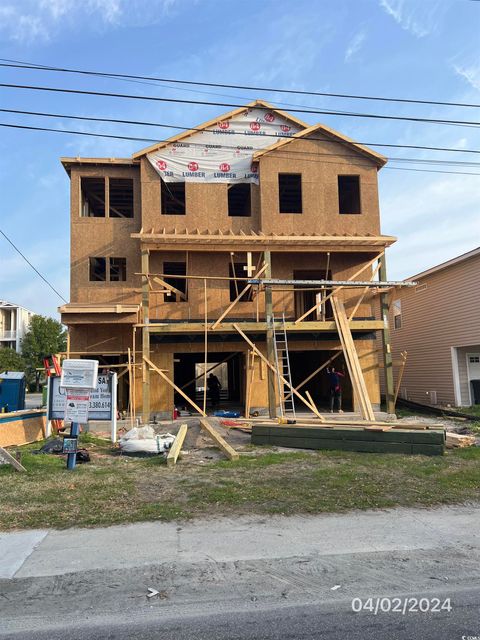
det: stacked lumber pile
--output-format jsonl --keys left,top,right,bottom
{"left": 251, "top": 424, "right": 445, "bottom": 455}
{"left": 445, "top": 432, "right": 477, "bottom": 449}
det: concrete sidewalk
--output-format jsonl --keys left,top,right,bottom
{"left": 2, "top": 503, "right": 479, "bottom": 580}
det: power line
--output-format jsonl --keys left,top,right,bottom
{"left": 1, "top": 82, "right": 480, "bottom": 129}
{"left": 1, "top": 58, "right": 480, "bottom": 110}
{"left": 0, "top": 228, "right": 68, "bottom": 302}
{"left": 2, "top": 107, "right": 480, "bottom": 156}
{"left": 1, "top": 121, "right": 480, "bottom": 176}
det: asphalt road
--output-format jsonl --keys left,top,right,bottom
{"left": 1, "top": 587, "right": 478, "bottom": 640}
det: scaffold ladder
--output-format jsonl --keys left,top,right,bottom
{"left": 272, "top": 313, "right": 296, "bottom": 419}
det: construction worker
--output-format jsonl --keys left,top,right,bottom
{"left": 326, "top": 366, "right": 345, "bottom": 413}
{"left": 207, "top": 372, "right": 222, "bottom": 409}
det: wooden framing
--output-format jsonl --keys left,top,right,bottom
{"left": 233, "top": 324, "right": 325, "bottom": 421}
{"left": 166, "top": 424, "right": 188, "bottom": 468}
{"left": 379, "top": 256, "right": 395, "bottom": 414}
{"left": 141, "top": 249, "right": 150, "bottom": 422}
{"left": 348, "top": 261, "right": 382, "bottom": 321}
{"left": 331, "top": 297, "right": 375, "bottom": 421}
{"left": 199, "top": 419, "right": 239, "bottom": 460}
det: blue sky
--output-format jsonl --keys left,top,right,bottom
{"left": 0, "top": 0, "right": 479, "bottom": 318}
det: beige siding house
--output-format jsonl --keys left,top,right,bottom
{"left": 389, "top": 247, "right": 480, "bottom": 407}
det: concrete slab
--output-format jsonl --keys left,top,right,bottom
{"left": 0, "top": 529, "right": 48, "bottom": 578}
{"left": 12, "top": 504, "right": 480, "bottom": 579}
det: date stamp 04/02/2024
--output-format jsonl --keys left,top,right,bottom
{"left": 351, "top": 597, "right": 452, "bottom": 616}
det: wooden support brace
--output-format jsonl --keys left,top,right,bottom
{"left": 143, "top": 356, "right": 207, "bottom": 417}
{"left": 152, "top": 277, "right": 187, "bottom": 301}
{"left": 166, "top": 424, "right": 188, "bottom": 467}
{"left": 0, "top": 447, "right": 27, "bottom": 472}
{"left": 199, "top": 418, "right": 239, "bottom": 460}
{"left": 232, "top": 324, "right": 325, "bottom": 421}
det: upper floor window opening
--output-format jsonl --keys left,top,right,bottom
{"left": 81, "top": 177, "right": 134, "bottom": 218}
{"left": 109, "top": 257, "right": 127, "bottom": 282}
{"left": 89, "top": 256, "right": 127, "bottom": 282}
{"left": 338, "top": 175, "right": 361, "bottom": 214}
{"left": 278, "top": 174, "right": 302, "bottom": 214}
{"left": 163, "top": 262, "right": 187, "bottom": 302}
{"left": 162, "top": 181, "right": 186, "bottom": 215}
{"left": 229, "top": 263, "right": 252, "bottom": 302}
{"left": 228, "top": 183, "right": 251, "bottom": 217}
{"left": 109, "top": 178, "right": 134, "bottom": 218}
{"left": 393, "top": 299, "right": 402, "bottom": 329}
{"left": 81, "top": 178, "right": 105, "bottom": 217}
{"left": 89, "top": 257, "right": 106, "bottom": 281}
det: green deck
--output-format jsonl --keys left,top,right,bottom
{"left": 251, "top": 425, "right": 445, "bottom": 455}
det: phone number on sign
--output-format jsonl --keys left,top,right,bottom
{"left": 352, "top": 597, "right": 452, "bottom": 615}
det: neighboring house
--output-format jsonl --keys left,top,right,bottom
{"left": 0, "top": 300, "right": 33, "bottom": 353}
{"left": 389, "top": 247, "right": 480, "bottom": 407}
{"left": 59, "top": 99, "right": 396, "bottom": 417}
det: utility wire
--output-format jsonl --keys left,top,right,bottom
{"left": 1, "top": 83, "right": 480, "bottom": 128}
{"left": 2, "top": 107, "right": 480, "bottom": 156}
{"left": 1, "top": 122, "right": 480, "bottom": 176}
{"left": 1, "top": 58, "right": 480, "bottom": 110}
{"left": 0, "top": 228, "right": 68, "bottom": 302}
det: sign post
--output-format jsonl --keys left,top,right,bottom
{"left": 60, "top": 360, "right": 99, "bottom": 471}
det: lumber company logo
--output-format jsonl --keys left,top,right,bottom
{"left": 218, "top": 121, "right": 230, "bottom": 130}
{"left": 188, "top": 162, "right": 199, "bottom": 171}
{"left": 250, "top": 122, "right": 261, "bottom": 131}
{"left": 156, "top": 160, "right": 168, "bottom": 170}
{"left": 219, "top": 162, "right": 231, "bottom": 172}
{"left": 250, "top": 163, "right": 258, "bottom": 173}
{"left": 264, "top": 112, "right": 275, "bottom": 123}
{"left": 281, "top": 125, "right": 291, "bottom": 132}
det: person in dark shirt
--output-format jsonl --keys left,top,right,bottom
{"left": 207, "top": 373, "right": 222, "bottom": 409}
{"left": 326, "top": 366, "right": 345, "bottom": 413}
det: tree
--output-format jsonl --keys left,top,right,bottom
{"left": 0, "top": 347, "right": 26, "bottom": 373}
{"left": 21, "top": 315, "right": 67, "bottom": 390}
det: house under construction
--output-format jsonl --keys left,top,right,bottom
{"left": 59, "top": 100, "right": 399, "bottom": 421}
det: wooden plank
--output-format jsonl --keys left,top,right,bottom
{"left": 199, "top": 418, "right": 239, "bottom": 460}
{"left": 393, "top": 351, "right": 408, "bottom": 406}
{"left": 295, "top": 253, "right": 383, "bottom": 324}
{"left": 245, "top": 351, "right": 256, "bottom": 418}
{"left": 233, "top": 324, "right": 325, "bottom": 421}
{"left": 211, "top": 262, "right": 268, "bottom": 330}
{"left": 348, "top": 261, "right": 382, "bottom": 321}
{"left": 144, "top": 320, "right": 386, "bottom": 333}
{"left": 166, "top": 424, "right": 188, "bottom": 467}
{"left": 332, "top": 296, "right": 375, "bottom": 421}
{"left": 0, "top": 446, "right": 27, "bottom": 472}
{"left": 143, "top": 356, "right": 207, "bottom": 417}
{"left": 152, "top": 277, "right": 187, "bottom": 301}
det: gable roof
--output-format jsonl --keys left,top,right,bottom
{"left": 406, "top": 245, "right": 480, "bottom": 281}
{"left": 131, "top": 99, "right": 310, "bottom": 159}
{"left": 252, "top": 122, "right": 387, "bottom": 168}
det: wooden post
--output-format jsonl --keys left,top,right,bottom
{"left": 393, "top": 351, "right": 408, "bottom": 406}
{"left": 379, "top": 256, "right": 395, "bottom": 414}
{"left": 127, "top": 347, "right": 134, "bottom": 429}
{"left": 141, "top": 248, "right": 151, "bottom": 423}
{"left": 264, "top": 251, "right": 276, "bottom": 418}
{"left": 203, "top": 278, "right": 208, "bottom": 415}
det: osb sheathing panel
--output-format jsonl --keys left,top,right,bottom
{"left": 257, "top": 137, "right": 381, "bottom": 237}
{"left": 140, "top": 157, "right": 260, "bottom": 233}
{"left": 133, "top": 350, "right": 174, "bottom": 414}
{"left": 0, "top": 414, "right": 46, "bottom": 447}
{"left": 70, "top": 165, "right": 142, "bottom": 305}
{"left": 69, "top": 324, "right": 133, "bottom": 354}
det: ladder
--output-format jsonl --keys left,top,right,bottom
{"left": 272, "top": 313, "right": 296, "bottom": 419}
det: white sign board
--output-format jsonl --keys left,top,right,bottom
{"left": 65, "top": 390, "right": 90, "bottom": 423}
{"left": 49, "top": 374, "right": 114, "bottom": 421}
{"left": 147, "top": 107, "right": 303, "bottom": 184}
{"left": 60, "top": 359, "right": 99, "bottom": 390}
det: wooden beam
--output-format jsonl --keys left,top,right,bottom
{"left": 199, "top": 418, "right": 239, "bottom": 460}
{"left": 245, "top": 351, "right": 256, "bottom": 418}
{"left": 233, "top": 324, "right": 325, "bottom": 421}
{"left": 152, "top": 277, "right": 187, "bottom": 301}
{"left": 263, "top": 251, "right": 277, "bottom": 419}
{"left": 203, "top": 278, "right": 208, "bottom": 415}
{"left": 393, "top": 351, "right": 408, "bottom": 406}
{"left": 211, "top": 262, "right": 268, "bottom": 330}
{"left": 141, "top": 248, "right": 150, "bottom": 423}
{"left": 379, "top": 257, "right": 395, "bottom": 414}
{"left": 0, "top": 447, "right": 27, "bottom": 472}
{"left": 348, "top": 261, "right": 382, "bottom": 321}
{"left": 166, "top": 424, "right": 188, "bottom": 468}
{"left": 295, "top": 253, "right": 384, "bottom": 324}
{"left": 144, "top": 356, "right": 207, "bottom": 417}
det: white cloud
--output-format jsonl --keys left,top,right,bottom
{"left": 345, "top": 30, "right": 366, "bottom": 62}
{"left": 0, "top": 0, "right": 181, "bottom": 44}
{"left": 453, "top": 63, "right": 480, "bottom": 92}
{"left": 379, "top": 0, "right": 435, "bottom": 38}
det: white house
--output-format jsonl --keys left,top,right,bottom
{"left": 0, "top": 300, "right": 34, "bottom": 353}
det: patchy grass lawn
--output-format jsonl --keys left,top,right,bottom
{"left": 0, "top": 434, "right": 479, "bottom": 531}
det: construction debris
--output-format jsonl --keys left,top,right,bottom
{"left": 119, "top": 426, "right": 175, "bottom": 455}
{"left": 445, "top": 432, "right": 477, "bottom": 448}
